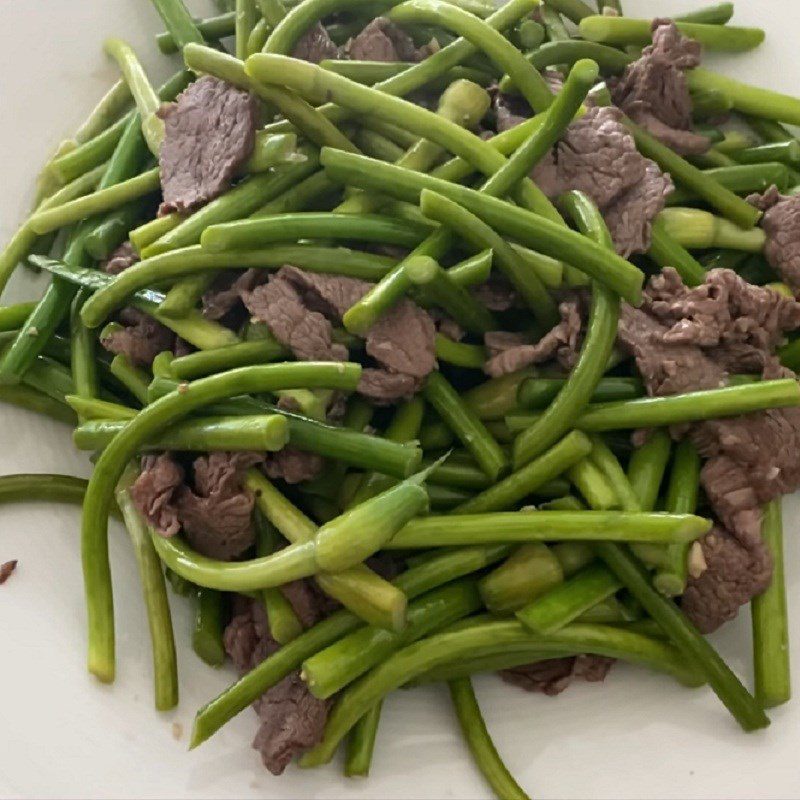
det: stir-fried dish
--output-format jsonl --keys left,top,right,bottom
{"left": 1, "top": 0, "right": 797, "bottom": 796}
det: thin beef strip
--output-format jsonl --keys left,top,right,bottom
{"left": 243, "top": 265, "right": 437, "bottom": 404}
{"left": 131, "top": 453, "right": 185, "bottom": 538}
{"left": 644, "top": 267, "right": 800, "bottom": 374}
{"left": 101, "top": 241, "right": 139, "bottom": 275}
{"left": 101, "top": 307, "right": 176, "bottom": 368}
{"left": 344, "top": 17, "right": 418, "bottom": 62}
{"left": 264, "top": 448, "right": 325, "bottom": 484}
{"left": 610, "top": 19, "right": 710, "bottom": 155}
{"left": 157, "top": 76, "right": 258, "bottom": 215}
{"left": 292, "top": 22, "right": 340, "bottom": 63}
{"left": 617, "top": 303, "right": 727, "bottom": 396}
{"left": 483, "top": 297, "right": 583, "bottom": 377}
{"left": 177, "top": 451, "right": 264, "bottom": 560}
{"left": 131, "top": 451, "right": 263, "bottom": 560}
{"left": 0, "top": 560, "right": 17, "bottom": 585}
{"left": 531, "top": 106, "right": 674, "bottom": 256}
{"left": 682, "top": 526, "right": 772, "bottom": 633}
{"left": 223, "top": 598, "right": 330, "bottom": 775}
{"left": 242, "top": 270, "right": 351, "bottom": 362}
{"left": 101, "top": 243, "right": 179, "bottom": 367}
{"left": 748, "top": 186, "right": 800, "bottom": 296}
{"left": 690, "top": 402, "right": 800, "bottom": 549}
{"left": 491, "top": 71, "right": 562, "bottom": 133}
{"left": 472, "top": 275, "right": 520, "bottom": 312}
{"left": 501, "top": 655, "right": 615, "bottom": 696}
{"left": 202, "top": 269, "right": 264, "bottom": 320}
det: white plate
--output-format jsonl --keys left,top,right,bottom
{"left": 1, "top": 1, "right": 800, "bottom": 798}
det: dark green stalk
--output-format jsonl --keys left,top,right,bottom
{"left": 448, "top": 678, "right": 530, "bottom": 800}
{"left": 595, "top": 542, "right": 770, "bottom": 732}
{"left": 752, "top": 499, "right": 791, "bottom": 709}
{"left": 344, "top": 704, "right": 383, "bottom": 777}
{"left": 116, "top": 474, "right": 179, "bottom": 709}
{"left": 424, "top": 372, "right": 508, "bottom": 481}
{"left": 192, "top": 589, "right": 227, "bottom": 666}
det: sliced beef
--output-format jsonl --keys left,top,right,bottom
{"left": 344, "top": 17, "right": 418, "bottom": 62}
{"left": 682, "top": 526, "right": 772, "bottom": 633}
{"left": 292, "top": 22, "right": 340, "bottom": 63}
{"left": 602, "top": 160, "right": 674, "bottom": 258}
{"left": 748, "top": 186, "right": 800, "bottom": 296}
{"left": 224, "top": 597, "right": 274, "bottom": 673}
{"left": 365, "top": 298, "right": 436, "bottom": 379}
{"left": 279, "top": 579, "right": 336, "bottom": 628}
{"left": 617, "top": 304, "right": 727, "bottom": 396}
{"left": 158, "top": 76, "right": 258, "bottom": 215}
{"left": 361, "top": 297, "right": 437, "bottom": 404}
{"left": 434, "top": 314, "right": 464, "bottom": 343}
{"left": 101, "top": 307, "right": 175, "bottom": 368}
{"left": 0, "top": 560, "right": 17, "bottom": 585}
{"left": 644, "top": 267, "right": 800, "bottom": 374}
{"left": 690, "top": 406, "right": 800, "bottom": 546}
{"left": 610, "top": 19, "right": 710, "bottom": 155}
{"left": 357, "top": 368, "right": 422, "bottom": 404}
{"left": 223, "top": 599, "right": 329, "bottom": 775}
{"left": 532, "top": 107, "right": 646, "bottom": 209}
{"left": 101, "top": 241, "right": 139, "bottom": 275}
{"left": 531, "top": 106, "right": 673, "bottom": 255}
{"left": 492, "top": 90, "right": 534, "bottom": 133}
{"left": 253, "top": 671, "right": 330, "bottom": 775}
{"left": 131, "top": 453, "right": 185, "bottom": 538}
{"left": 281, "top": 265, "right": 371, "bottom": 320}
{"left": 177, "top": 452, "right": 263, "bottom": 560}
{"left": 501, "top": 655, "right": 615, "bottom": 696}
{"left": 203, "top": 269, "right": 264, "bottom": 321}
{"left": 484, "top": 298, "right": 583, "bottom": 377}
{"left": 472, "top": 275, "right": 520, "bottom": 312}
{"left": 264, "top": 448, "right": 325, "bottom": 484}
{"left": 242, "top": 270, "right": 350, "bottom": 362}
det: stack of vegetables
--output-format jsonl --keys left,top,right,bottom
{"left": 1, "top": 0, "right": 798, "bottom": 796}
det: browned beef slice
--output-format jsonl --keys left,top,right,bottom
{"left": 292, "top": 22, "right": 340, "bottom": 63}
{"left": 484, "top": 298, "right": 583, "bottom": 378}
{"left": 158, "top": 76, "right": 257, "bottom": 215}
{"left": 242, "top": 270, "right": 349, "bottom": 362}
{"left": 131, "top": 453, "right": 184, "bottom": 537}
{"left": 253, "top": 671, "right": 330, "bottom": 775}
{"left": 101, "top": 307, "right": 175, "bottom": 368}
{"left": 610, "top": 19, "right": 709, "bottom": 155}
{"left": 224, "top": 597, "right": 274, "bottom": 673}
{"left": 532, "top": 107, "right": 645, "bottom": 209}
{"left": 0, "top": 560, "right": 17, "bottom": 585}
{"left": 532, "top": 107, "right": 673, "bottom": 256}
{"left": 177, "top": 452, "right": 263, "bottom": 560}
{"left": 472, "top": 275, "right": 520, "bottom": 312}
{"left": 682, "top": 526, "right": 772, "bottom": 633}
{"left": 617, "top": 304, "right": 727, "bottom": 396}
{"left": 281, "top": 265, "right": 371, "bottom": 320}
{"left": 602, "top": 160, "right": 674, "bottom": 258}
{"left": 101, "top": 241, "right": 139, "bottom": 275}
{"left": 492, "top": 91, "right": 534, "bottom": 133}
{"left": 365, "top": 298, "right": 436, "bottom": 378}
{"left": 344, "top": 17, "right": 419, "bottom": 62}
{"left": 748, "top": 186, "right": 800, "bottom": 296}
{"left": 264, "top": 448, "right": 325, "bottom": 484}
{"left": 359, "top": 297, "right": 436, "bottom": 403}
{"left": 357, "top": 368, "right": 422, "bottom": 404}
{"left": 223, "top": 599, "right": 329, "bottom": 775}
{"left": 434, "top": 313, "right": 464, "bottom": 343}
{"left": 501, "top": 655, "right": 614, "bottom": 696}
{"left": 202, "top": 269, "right": 264, "bottom": 320}
{"left": 691, "top": 407, "right": 800, "bottom": 545}
{"left": 644, "top": 267, "right": 800, "bottom": 373}
{"left": 280, "top": 579, "right": 337, "bottom": 628}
